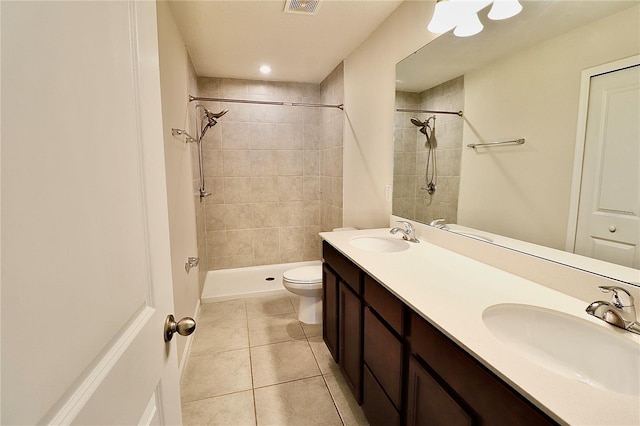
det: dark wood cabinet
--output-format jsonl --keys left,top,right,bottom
{"left": 362, "top": 365, "right": 401, "bottom": 426}
{"left": 323, "top": 241, "right": 363, "bottom": 402}
{"left": 322, "top": 240, "right": 558, "bottom": 426}
{"left": 339, "top": 282, "right": 362, "bottom": 401}
{"left": 363, "top": 306, "right": 403, "bottom": 409}
{"left": 406, "top": 356, "right": 474, "bottom": 426}
{"left": 322, "top": 264, "right": 339, "bottom": 362}
{"left": 408, "top": 312, "right": 556, "bottom": 426}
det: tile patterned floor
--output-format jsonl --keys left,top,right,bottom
{"left": 180, "top": 294, "right": 369, "bottom": 426}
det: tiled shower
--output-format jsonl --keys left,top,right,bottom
{"left": 392, "top": 76, "right": 464, "bottom": 225}
{"left": 193, "top": 63, "right": 344, "bottom": 271}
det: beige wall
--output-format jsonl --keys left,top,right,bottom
{"left": 459, "top": 6, "right": 640, "bottom": 250}
{"left": 197, "top": 77, "right": 323, "bottom": 269}
{"left": 343, "top": 1, "right": 438, "bottom": 229}
{"left": 157, "top": 1, "right": 201, "bottom": 366}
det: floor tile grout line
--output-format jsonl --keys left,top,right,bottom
{"left": 181, "top": 388, "right": 255, "bottom": 406}
{"left": 321, "top": 374, "right": 347, "bottom": 426}
{"left": 245, "top": 299, "right": 259, "bottom": 426}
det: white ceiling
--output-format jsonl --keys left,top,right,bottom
{"left": 168, "top": 0, "right": 404, "bottom": 83}
{"left": 396, "top": 0, "right": 639, "bottom": 92}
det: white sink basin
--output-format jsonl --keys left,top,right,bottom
{"left": 483, "top": 303, "right": 640, "bottom": 396}
{"left": 349, "top": 236, "right": 410, "bottom": 253}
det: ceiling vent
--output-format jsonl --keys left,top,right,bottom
{"left": 284, "top": 0, "right": 320, "bottom": 15}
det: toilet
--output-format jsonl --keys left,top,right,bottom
{"left": 283, "top": 227, "right": 357, "bottom": 324}
{"left": 283, "top": 265, "right": 323, "bottom": 324}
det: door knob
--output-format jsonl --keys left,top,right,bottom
{"left": 164, "top": 314, "right": 196, "bottom": 342}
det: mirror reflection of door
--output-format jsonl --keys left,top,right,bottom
{"left": 573, "top": 62, "right": 640, "bottom": 268}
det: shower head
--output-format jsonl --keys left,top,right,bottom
{"left": 411, "top": 117, "right": 430, "bottom": 136}
{"left": 411, "top": 118, "right": 425, "bottom": 127}
{"left": 203, "top": 108, "right": 229, "bottom": 125}
{"left": 200, "top": 108, "right": 229, "bottom": 140}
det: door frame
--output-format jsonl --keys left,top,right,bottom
{"left": 565, "top": 55, "right": 640, "bottom": 252}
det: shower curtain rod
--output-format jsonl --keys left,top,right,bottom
{"left": 396, "top": 107, "right": 463, "bottom": 117}
{"left": 189, "top": 95, "right": 344, "bottom": 110}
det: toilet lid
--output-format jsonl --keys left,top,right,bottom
{"left": 283, "top": 265, "right": 322, "bottom": 284}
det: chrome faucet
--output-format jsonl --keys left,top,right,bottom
{"left": 586, "top": 286, "right": 640, "bottom": 335}
{"left": 390, "top": 221, "right": 420, "bottom": 243}
{"left": 429, "top": 218, "right": 449, "bottom": 230}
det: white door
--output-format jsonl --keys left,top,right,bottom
{"left": 573, "top": 62, "right": 640, "bottom": 268}
{"left": 2, "top": 1, "right": 183, "bottom": 424}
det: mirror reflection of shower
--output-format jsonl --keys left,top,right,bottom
{"left": 196, "top": 107, "right": 229, "bottom": 199}
{"left": 411, "top": 115, "right": 437, "bottom": 195}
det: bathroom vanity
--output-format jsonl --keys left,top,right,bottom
{"left": 320, "top": 228, "right": 640, "bottom": 426}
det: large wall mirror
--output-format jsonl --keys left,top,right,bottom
{"left": 393, "top": 1, "right": 639, "bottom": 285}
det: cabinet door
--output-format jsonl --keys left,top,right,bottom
{"left": 407, "top": 356, "right": 474, "bottom": 426}
{"left": 362, "top": 365, "right": 400, "bottom": 426}
{"left": 323, "top": 264, "right": 339, "bottom": 362}
{"left": 364, "top": 307, "right": 403, "bottom": 409}
{"left": 339, "top": 281, "right": 363, "bottom": 402}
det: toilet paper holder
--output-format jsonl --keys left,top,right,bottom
{"left": 185, "top": 256, "right": 200, "bottom": 273}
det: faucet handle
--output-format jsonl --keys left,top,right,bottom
{"left": 395, "top": 220, "right": 413, "bottom": 232}
{"left": 599, "top": 286, "right": 634, "bottom": 308}
{"left": 429, "top": 218, "right": 445, "bottom": 227}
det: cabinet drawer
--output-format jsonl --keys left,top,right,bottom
{"left": 364, "top": 274, "right": 403, "bottom": 334}
{"left": 362, "top": 365, "right": 400, "bottom": 426}
{"left": 407, "top": 355, "right": 474, "bottom": 426}
{"left": 323, "top": 241, "right": 362, "bottom": 294}
{"left": 364, "top": 306, "right": 402, "bottom": 409}
{"left": 409, "top": 312, "right": 556, "bottom": 426}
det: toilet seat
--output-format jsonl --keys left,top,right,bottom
{"left": 283, "top": 265, "right": 322, "bottom": 284}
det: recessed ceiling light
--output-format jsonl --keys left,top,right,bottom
{"left": 259, "top": 65, "right": 271, "bottom": 74}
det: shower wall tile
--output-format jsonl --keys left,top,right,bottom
{"left": 250, "top": 123, "right": 278, "bottom": 150}
{"left": 225, "top": 204, "right": 253, "bottom": 230}
{"left": 276, "top": 124, "right": 303, "bottom": 150}
{"left": 276, "top": 151, "right": 303, "bottom": 176}
{"left": 303, "top": 177, "right": 320, "bottom": 201}
{"left": 251, "top": 177, "right": 279, "bottom": 203}
{"left": 203, "top": 150, "right": 223, "bottom": 177}
{"left": 198, "top": 76, "right": 325, "bottom": 269}
{"left": 250, "top": 104, "right": 278, "bottom": 123}
{"left": 222, "top": 122, "right": 251, "bottom": 150}
{"left": 223, "top": 150, "right": 252, "bottom": 176}
{"left": 279, "top": 201, "right": 306, "bottom": 227}
{"left": 277, "top": 177, "right": 303, "bottom": 202}
{"left": 202, "top": 126, "right": 222, "bottom": 150}
{"left": 277, "top": 106, "right": 303, "bottom": 124}
{"left": 303, "top": 151, "right": 320, "bottom": 177}
{"left": 197, "top": 77, "right": 220, "bottom": 97}
{"left": 252, "top": 203, "right": 280, "bottom": 228}
{"left": 303, "top": 201, "right": 321, "bottom": 226}
{"left": 304, "top": 124, "right": 320, "bottom": 150}
{"left": 250, "top": 151, "right": 278, "bottom": 177}
{"left": 219, "top": 78, "right": 249, "bottom": 97}
{"left": 227, "top": 229, "right": 254, "bottom": 255}
{"left": 223, "top": 178, "right": 252, "bottom": 204}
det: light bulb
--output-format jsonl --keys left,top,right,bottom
{"left": 259, "top": 65, "right": 271, "bottom": 74}
{"left": 487, "top": 0, "right": 522, "bottom": 20}
{"left": 453, "top": 12, "right": 483, "bottom": 37}
{"left": 427, "top": 0, "right": 458, "bottom": 34}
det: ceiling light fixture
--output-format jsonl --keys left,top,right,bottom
{"left": 259, "top": 65, "right": 271, "bottom": 74}
{"left": 428, "top": 0, "right": 522, "bottom": 37}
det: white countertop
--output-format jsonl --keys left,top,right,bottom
{"left": 320, "top": 228, "right": 640, "bottom": 426}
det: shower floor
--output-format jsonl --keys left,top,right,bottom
{"left": 201, "top": 260, "right": 321, "bottom": 303}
